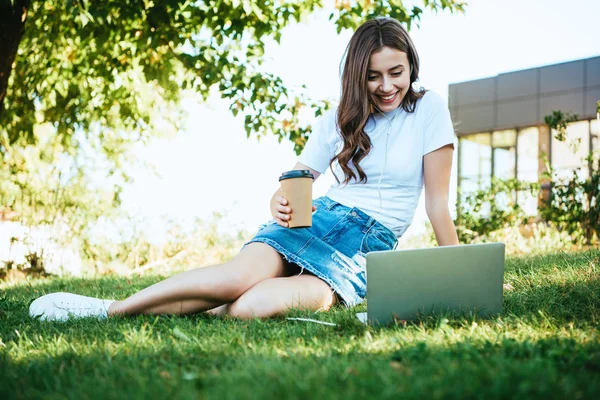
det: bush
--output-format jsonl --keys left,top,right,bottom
{"left": 0, "top": 124, "right": 121, "bottom": 279}
{"left": 539, "top": 156, "right": 600, "bottom": 244}
{"left": 84, "top": 214, "right": 253, "bottom": 276}
{"left": 455, "top": 178, "right": 540, "bottom": 243}
{"left": 539, "top": 110, "right": 600, "bottom": 244}
{"left": 402, "top": 221, "right": 586, "bottom": 255}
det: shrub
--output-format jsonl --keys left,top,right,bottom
{"left": 539, "top": 156, "right": 600, "bottom": 244}
{"left": 455, "top": 178, "right": 540, "bottom": 243}
{"left": 539, "top": 111, "right": 600, "bottom": 244}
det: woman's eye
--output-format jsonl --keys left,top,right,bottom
{"left": 368, "top": 76, "right": 378, "bottom": 81}
{"left": 392, "top": 72, "right": 402, "bottom": 76}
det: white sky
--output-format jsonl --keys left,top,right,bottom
{"left": 120, "top": 0, "right": 600, "bottom": 244}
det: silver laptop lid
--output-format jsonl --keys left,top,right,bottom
{"left": 365, "top": 242, "right": 505, "bottom": 325}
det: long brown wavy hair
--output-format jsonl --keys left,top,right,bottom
{"left": 331, "top": 17, "right": 426, "bottom": 185}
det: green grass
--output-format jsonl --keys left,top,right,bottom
{"left": 1, "top": 249, "right": 599, "bottom": 399}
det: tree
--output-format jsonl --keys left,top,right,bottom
{"left": 1, "top": 0, "right": 466, "bottom": 158}
{"left": 1, "top": 0, "right": 466, "bottom": 276}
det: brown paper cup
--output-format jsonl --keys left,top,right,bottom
{"left": 279, "top": 170, "right": 314, "bottom": 228}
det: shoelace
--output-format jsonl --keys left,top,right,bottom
{"left": 56, "top": 301, "right": 92, "bottom": 311}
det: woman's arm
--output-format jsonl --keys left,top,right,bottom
{"left": 423, "top": 145, "right": 459, "bottom": 246}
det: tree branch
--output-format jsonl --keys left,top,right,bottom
{"left": 0, "top": 0, "right": 31, "bottom": 120}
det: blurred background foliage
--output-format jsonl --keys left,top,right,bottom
{"left": 0, "top": 0, "right": 466, "bottom": 279}
{"left": 1, "top": 0, "right": 466, "bottom": 154}
{"left": 13, "top": 2, "right": 598, "bottom": 278}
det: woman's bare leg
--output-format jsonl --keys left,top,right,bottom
{"left": 206, "top": 303, "right": 231, "bottom": 316}
{"left": 226, "top": 274, "right": 338, "bottom": 319}
{"left": 144, "top": 300, "right": 232, "bottom": 315}
{"left": 142, "top": 299, "right": 222, "bottom": 315}
{"left": 107, "top": 243, "right": 294, "bottom": 316}
{"left": 144, "top": 274, "right": 337, "bottom": 318}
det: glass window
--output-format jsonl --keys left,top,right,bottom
{"left": 592, "top": 119, "right": 599, "bottom": 151}
{"left": 516, "top": 127, "right": 539, "bottom": 216}
{"left": 492, "top": 130, "right": 516, "bottom": 180}
{"left": 459, "top": 133, "right": 492, "bottom": 201}
{"left": 551, "top": 120, "right": 590, "bottom": 180}
{"left": 517, "top": 127, "right": 538, "bottom": 182}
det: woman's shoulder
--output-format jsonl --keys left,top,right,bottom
{"left": 416, "top": 90, "right": 447, "bottom": 112}
{"left": 319, "top": 106, "right": 338, "bottom": 124}
{"left": 308, "top": 106, "right": 340, "bottom": 142}
{"left": 314, "top": 107, "right": 339, "bottom": 133}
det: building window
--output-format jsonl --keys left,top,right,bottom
{"left": 517, "top": 127, "right": 539, "bottom": 216}
{"left": 492, "top": 129, "right": 517, "bottom": 180}
{"left": 517, "top": 127, "right": 539, "bottom": 182}
{"left": 459, "top": 132, "right": 491, "bottom": 202}
{"left": 551, "top": 120, "right": 590, "bottom": 181}
{"left": 591, "top": 119, "right": 599, "bottom": 151}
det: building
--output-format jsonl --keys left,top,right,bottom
{"left": 449, "top": 55, "right": 600, "bottom": 214}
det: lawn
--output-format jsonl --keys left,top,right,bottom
{"left": 1, "top": 249, "right": 599, "bottom": 399}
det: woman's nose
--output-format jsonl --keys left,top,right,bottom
{"left": 381, "top": 77, "right": 393, "bottom": 92}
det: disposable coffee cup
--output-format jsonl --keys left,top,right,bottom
{"left": 279, "top": 170, "right": 314, "bottom": 228}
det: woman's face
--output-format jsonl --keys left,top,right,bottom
{"left": 367, "top": 46, "right": 411, "bottom": 113}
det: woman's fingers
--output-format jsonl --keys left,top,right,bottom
{"left": 274, "top": 196, "right": 291, "bottom": 227}
{"left": 277, "top": 205, "right": 291, "bottom": 214}
{"left": 277, "top": 211, "right": 291, "bottom": 221}
{"left": 275, "top": 211, "right": 289, "bottom": 227}
{"left": 274, "top": 196, "right": 316, "bottom": 227}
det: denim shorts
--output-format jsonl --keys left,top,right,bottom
{"left": 243, "top": 196, "right": 398, "bottom": 307}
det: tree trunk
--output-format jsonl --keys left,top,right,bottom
{"left": 0, "top": 0, "right": 30, "bottom": 119}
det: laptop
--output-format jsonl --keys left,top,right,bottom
{"left": 356, "top": 242, "right": 505, "bottom": 326}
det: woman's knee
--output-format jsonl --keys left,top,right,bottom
{"left": 228, "top": 276, "right": 337, "bottom": 319}
{"left": 205, "top": 243, "right": 289, "bottom": 301}
{"left": 228, "top": 288, "right": 272, "bottom": 319}
{"left": 229, "top": 242, "right": 289, "bottom": 278}
{"left": 227, "top": 302, "right": 254, "bottom": 319}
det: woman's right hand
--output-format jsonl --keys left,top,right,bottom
{"left": 272, "top": 195, "right": 292, "bottom": 228}
{"left": 271, "top": 194, "right": 317, "bottom": 228}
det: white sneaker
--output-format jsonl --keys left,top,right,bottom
{"left": 29, "top": 292, "right": 115, "bottom": 321}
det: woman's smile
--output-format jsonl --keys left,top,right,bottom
{"left": 367, "top": 47, "right": 411, "bottom": 112}
{"left": 375, "top": 91, "right": 400, "bottom": 104}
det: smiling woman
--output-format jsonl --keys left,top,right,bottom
{"left": 334, "top": 17, "right": 427, "bottom": 187}
{"left": 29, "top": 17, "right": 458, "bottom": 322}
{"left": 367, "top": 48, "right": 412, "bottom": 111}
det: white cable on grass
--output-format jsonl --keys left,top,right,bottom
{"left": 286, "top": 317, "right": 337, "bottom": 326}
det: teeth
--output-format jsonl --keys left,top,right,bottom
{"left": 380, "top": 93, "right": 396, "bottom": 100}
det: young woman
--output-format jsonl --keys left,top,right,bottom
{"left": 29, "top": 17, "right": 459, "bottom": 322}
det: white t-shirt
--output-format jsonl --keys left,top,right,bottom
{"left": 298, "top": 91, "right": 456, "bottom": 237}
